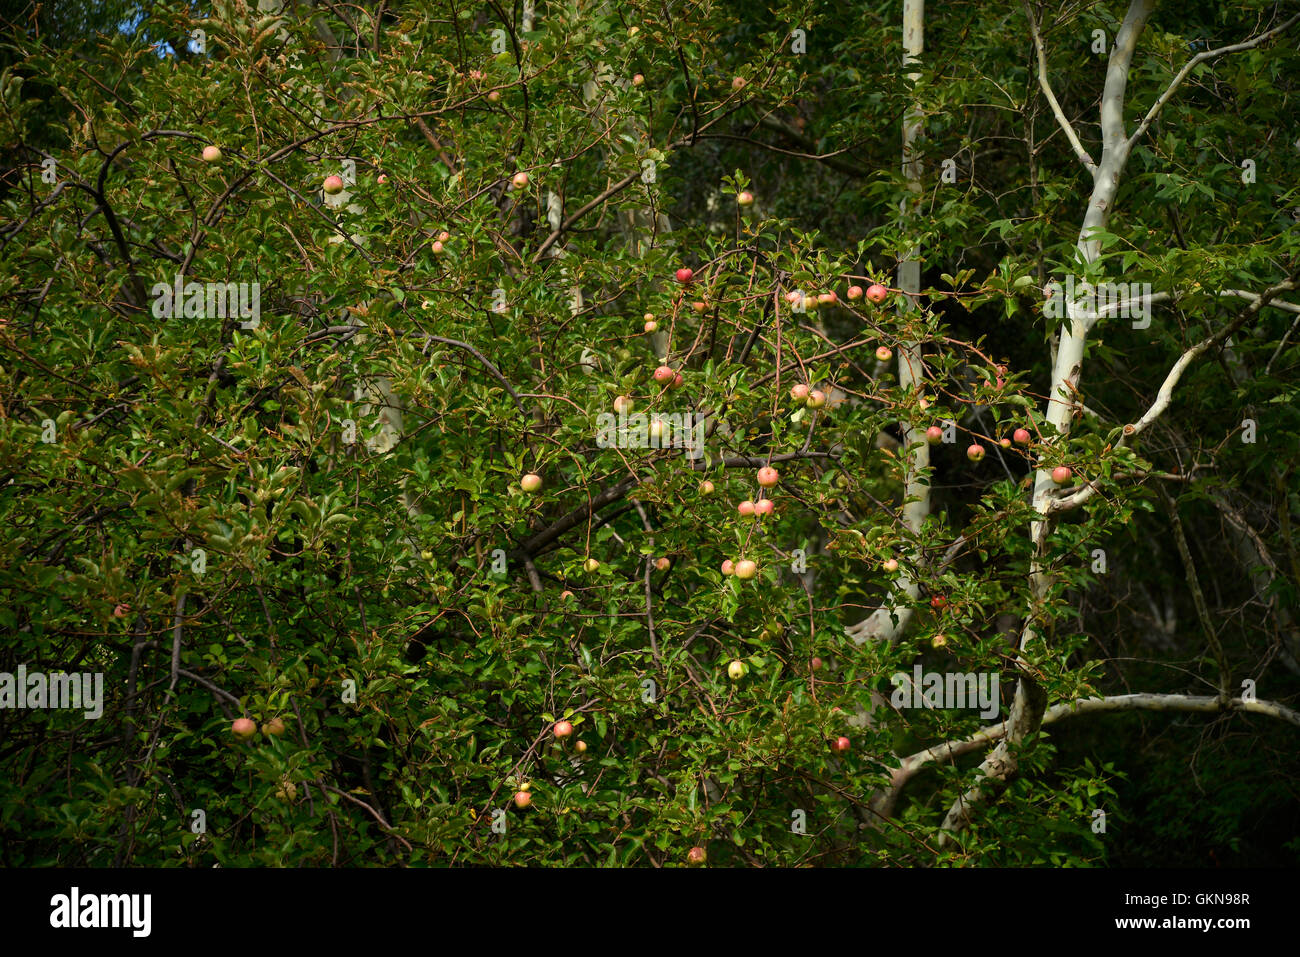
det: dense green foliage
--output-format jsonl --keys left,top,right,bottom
{"left": 1, "top": 0, "right": 1297, "bottom": 867}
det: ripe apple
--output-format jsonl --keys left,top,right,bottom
{"left": 692, "top": 300, "right": 707, "bottom": 313}
{"left": 232, "top": 718, "right": 257, "bottom": 739}
{"left": 785, "top": 290, "right": 803, "bottom": 304}
{"left": 438, "top": 231, "right": 451, "bottom": 242}
{"left": 648, "top": 418, "right": 665, "bottom": 441}
{"left": 583, "top": 558, "right": 600, "bottom": 573}
{"left": 553, "top": 720, "right": 574, "bottom": 738}
{"left": 699, "top": 480, "right": 715, "bottom": 495}
{"left": 999, "top": 437, "right": 1012, "bottom": 448}
{"left": 632, "top": 73, "right": 644, "bottom": 86}
{"left": 811, "top": 656, "right": 823, "bottom": 671}
{"left": 931, "top": 634, "right": 948, "bottom": 648}
{"left": 734, "top": 559, "right": 758, "bottom": 580}
{"left": 112, "top": 603, "right": 130, "bottom": 618}
{"left": 377, "top": 173, "right": 388, "bottom": 184}
{"left": 732, "top": 75, "right": 746, "bottom": 90}
{"left": 930, "top": 596, "right": 948, "bottom": 610}
{"left": 675, "top": 267, "right": 693, "bottom": 284}
{"left": 925, "top": 426, "right": 944, "bottom": 444}
{"left": 818, "top": 292, "right": 837, "bottom": 306}
{"left": 967, "top": 443, "right": 986, "bottom": 462}
{"left": 721, "top": 559, "right": 735, "bottom": 576}
{"left": 431, "top": 240, "right": 444, "bottom": 255}
{"left": 511, "top": 171, "right": 529, "bottom": 189}
{"left": 201, "top": 145, "right": 222, "bottom": 163}
{"left": 754, "top": 499, "right": 774, "bottom": 516}
{"left": 521, "top": 473, "right": 542, "bottom": 492}
{"left": 262, "top": 717, "right": 286, "bottom": 737}
{"left": 876, "top": 345, "right": 893, "bottom": 362}
{"left": 1013, "top": 428, "right": 1031, "bottom": 445}
{"left": 1051, "top": 466, "right": 1072, "bottom": 485}
{"left": 644, "top": 311, "right": 655, "bottom": 323}
{"left": 738, "top": 500, "right": 756, "bottom": 516}
{"left": 865, "top": 283, "right": 889, "bottom": 303}
{"left": 846, "top": 285, "right": 864, "bottom": 301}
{"left": 644, "top": 319, "right": 658, "bottom": 333}
{"left": 806, "top": 390, "right": 827, "bottom": 409}
{"left": 671, "top": 372, "right": 684, "bottom": 389}
{"left": 653, "top": 364, "right": 675, "bottom": 384}
{"left": 322, "top": 174, "right": 344, "bottom": 194}
{"left": 560, "top": 590, "right": 575, "bottom": 601}
{"left": 831, "top": 736, "right": 850, "bottom": 754}
{"left": 727, "top": 659, "right": 746, "bottom": 680}
{"left": 737, "top": 191, "right": 754, "bottom": 206}
{"left": 655, "top": 557, "right": 671, "bottom": 571}
{"left": 688, "top": 846, "right": 707, "bottom": 864}
{"left": 790, "top": 383, "right": 810, "bottom": 401}
{"left": 614, "top": 395, "right": 634, "bottom": 414}
{"left": 756, "top": 466, "right": 779, "bottom": 487}
{"left": 513, "top": 790, "right": 532, "bottom": 809}
{"left": 575, "top": 739, "right": 588, "bottom": 753}
{"left": 487, "top": 90, "right": 501, "bottom": 102}
{"left": 882, "top": 558, "right": 899, "bottom": 573}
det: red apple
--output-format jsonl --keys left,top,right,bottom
{"left": 865, "top": 284, "right": 889, "bottom": 304}
{"left": 632, "top": 73, "right": 644, "bottom": 86}
{"left": 520, "top": 473, "right": 542, "bottom": 492}
{"left": 756, "top": 466, "right": 779, "bottom": 488}
{"left": 806, "top": 390, "right": 827, "bottom": 409}
{"left": 882, "top": 558, "right": 899, "bottom": 573}
{"left": 811, "top": 657, "right": 823, "bottom": 671}
{"left": 437, "top": 231, "right": 450, "bottom": 242}
{"left": 846, "top": 285, "right": 864, "bottom": 301}
{"left": 721, "top": 559, "right": 735, "bottom": 576}
{"left": 688, "top": 846, "right": 707, "bottom": 864}
{"left": 653, "top": 365, "right": 675, "bottom": 384}
{"left": 201, "top": 145, "right": 222, "bottom": 163}
{"left": 736, "top": 191, "right": 754, "bottom": 206}
{"left": 734, "top": 559, "right": 758, "bottom": 580}
{"left": 431, "top": 240, "right": 444, "bottom": 254}
{"left": 999, "top": 437, "right": 1012, "bottom": 448}
{"left": 377, "top": 173, "right": 388, "bottom": 184}
{"left": 232, "top": 718, "right": 257, "bottom": 739}
{"left": 831, "top": 736, "right": 850, "bottom": 754}
{"left": 691, "top": 300, "right": 707, "bottom": 314}
{"left": 322, "top": 174, "right": 344, "bottom": 194}
{"left": 553, "top": 720, "right": 574, "bottom": 739}
{"left": 262, "top": 717, "right": 286, "bottom": 737}
{"left": 487, "top": 90, "right": 501, "bottom": 102}
{"left": 675, "top": 267, "right": 694, "bottom": 284}
{"left": 732, "top": 75, "right": 746, "bottom": 90}
{"left": 699, "top": 480, "right": 715, "bottom": 495}
{"left": 655, "top": 557, "right": 671, "bottom": 571}
{"left": 930, "top": 596, "right": 948, "bottom": 610}
{"left": 926, "top": 425, "right": 944, "bottom": 444}
{"left": 671, "top": 372, "right": 684, "bottom": 389}
{"left": 511, "top": 171, "right": 529, "bottom": 189}
{"left": 514, "top": 790, "right": 532, "bottom": 809}
{"left": 560, "top": 590, "right": 575, "bottom": 602}
{"left": 931, "top": 634, "right": 948, "bottom": 648}
{"left": 738, "top": 500, "right": 756, "bottom": 516}
{"left": 818, "top": 291, "right": 837, "bottom": 306}
{"left": 876, "top": 345, "right": 893, "bottom": 362}
{"left": 613, "top": 395, "right": 634, "bottom": 414}
{"left": 575, "top": 739, "right": 588, "bottom": 753}
{"left": 1051, "top": 466, "right": 1072, "bottom": 485}
{"left": 112, "top": 603, "right": 130, "bottom": 618}
{"left": 1013, "top": 428, "right": 1031, "bottom": 445}
{"left": 967, "top": 443, "right": 986, "bottom": 462}
{"left": 644, "top": 319, "right": 658, "bottom": 333}
{"left": 790, "top": 383, "right": 810, "bottom": 401}
{"left": 754, "top": 499, "right": 774, "bottom": 516}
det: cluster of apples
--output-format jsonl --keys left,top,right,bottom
{"left": 736, "top": 465, "right": 780, "bottom": 520}
{"left": 231, "top": 716, "right": 286, "bottom": 739}
{"left": 513, "top": 719, "right": 588, "bottom": 809}
{"left": 789, "top": 382, "right": 828, "bottom": 410}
